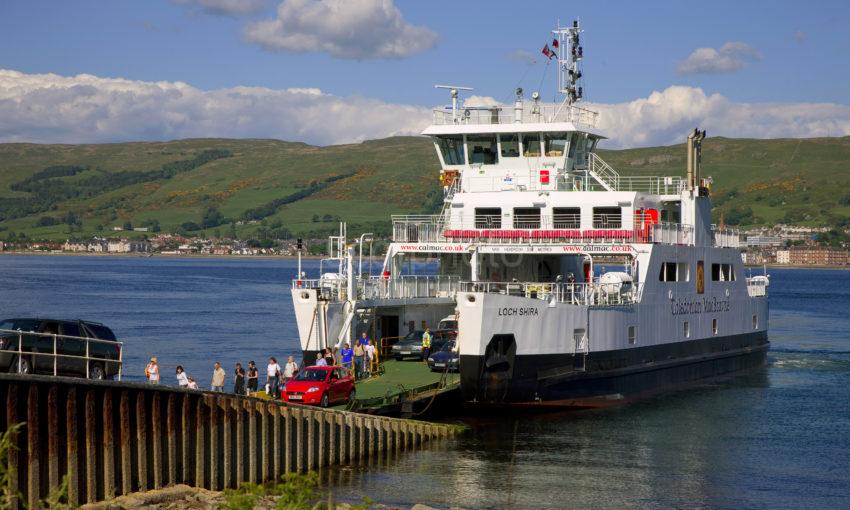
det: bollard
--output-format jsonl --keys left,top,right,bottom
{"left": 137, "top": 392, "right": 148, "bottom": 492}
{"left": 47, "top": 386, "right": 60, "bottom": 491}
{"left": 222, "top": 399, "right": 232, "bottom": 489}
{"left": 166, "top": 394, "right": 177, "bottom": 486}
{"left": 102, "top": 390, "right": 115, "bottom": 500}
{"left": 152, "top": 392, "right": 163, "bottom": 489}
{"left": 26, "top": 385, "right": 39, "bottom": 510}
{"left": 85, "top": 390, "right": 97, "bottom": 504}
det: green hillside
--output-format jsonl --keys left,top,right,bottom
{"left": 1, "top": 136, "right": 849, "bottom": 241}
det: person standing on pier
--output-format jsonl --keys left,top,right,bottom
{"left": 283, "top": 355, "right": 299, "bottom": 383}
{"left": 145, "top": 357, "right": 160, "bottom": 385}
{"left": 315, "top": 353, "right": 327, "bottom": 366}
{"left": 323, "top": 348, "right": 335, "bottom": 366}
{"left": 246, "top": 361, "right": 259, "bottom": 394}
{"left": 234, "top": 362, "right": 246, "bottom": 395}
{"left": 175, "top": 365, "right": 188, "bottom": 388}
{"left": 211, "top": 361, "right": 226, "bottom": 392}
{"left": 267, "top": 357, "right": 282, "bottom": 398}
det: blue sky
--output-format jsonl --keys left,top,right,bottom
{"left": 1, "top": 0, "right": 849, "bottom": 146}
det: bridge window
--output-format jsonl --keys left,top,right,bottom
{"left": 436, "top": 135, "right": 465, "bottom": 165}
{"left": 567, "top": 133, "right": 580, "bottom": 158}
{"left": 659, "top": 262, "right": 689, "bottom": 282}
{"left": 467, "top": 135, "right": 498, "bottom": 165}
{"left": 711, "top": 263, "right": 736, "bottom": 281}
{"left": 553, "top": 207, "right": 580, "bottom": 228}
{"left": 543, "top": 132, "right": 569, "bottom": 156}
{"left": 500, "top": 134, "right": 519, "bottom": 158}
{"left": 522, "top": 133, "right": 541, "bottom": 157}
{"left": 513, "top": 208, "right": 541, "bottom": 229}
{"left": 593, "top": 207, "right": 622, "bottom": 228}
{"left": 475, "top": 208, "right": 501, "bottom": 228}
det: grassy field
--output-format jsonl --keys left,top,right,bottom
{"left": 1, "top": 135, "right": 849, "bottom": 241}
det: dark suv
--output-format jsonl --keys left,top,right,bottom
{"left": 0, "top": 318, "right": 122, "bottom": 380}
{"left": 391, "top": 329, "right": 456, "bottom": 361}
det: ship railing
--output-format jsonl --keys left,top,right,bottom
{"left": 713, "top": 226, "right": 742, "bottom": 248}
{"left": 392, "top": 215, "right": 697, "bottom": 246}
{"left": 0, "top": 328, "right": 123, "bottom": 380}
{"left": 431, "top": 102, "right": 599, "bottom": 128}
{"left": 745, "top": 277, "right": 768, "bottom": 297}
{"left": 458, "top": 281, "right": 642, "bottom": 306}
{"left": 461, "top": 173, "right": 684, "bottom": 194}
{"left": 294, "top": 275, "right": 463, "bottom": 301}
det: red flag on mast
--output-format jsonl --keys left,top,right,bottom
{"left": 552, "top": 38, "right": 559, "bottom": 48}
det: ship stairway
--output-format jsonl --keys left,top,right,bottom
{"left": 587, "top": 152, "right": 620, "bottom": 192}
{"left": 436, "top": 178, "right": 460, "bottom": 233}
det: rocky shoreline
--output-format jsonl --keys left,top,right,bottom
{"left": 79, "top": 485, "right": 451, "bottom": 510}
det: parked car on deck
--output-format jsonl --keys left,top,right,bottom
{"left": 0, "top": 318, "right": 121, "bottom": 380}
{"left": 281, "top": 366, "right": 355, "bottom": 407}
{"left": 391, "top": 329, "right": 456, "bottom": 361}
{"left": 427, "top": 340, "right": 459, "bottom": 372}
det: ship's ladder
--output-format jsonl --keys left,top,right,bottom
{"left": 587, "top": 152, "right": 620, "bottom": 192}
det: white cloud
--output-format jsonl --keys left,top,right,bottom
{"left": 676, "top": 42, "right": 762, "bottom": 75}
{"left": 244, "top": 0, "right": 438, "bottom": 59}
{"left": 591, "top": 85, "right": 850, "bottom": 148}
{"left": 1, "top": 70, "right": 848, "bottom": 149}
{"left": 174, "top": 0, "right": 267, "bottom": 16}
{"left": 0, "top": 69, "right": 430, "bottom": 145}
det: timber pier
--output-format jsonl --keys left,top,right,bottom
{"left": 0, "top": 374, "right": 459, "bottom": 509}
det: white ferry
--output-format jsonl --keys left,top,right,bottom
{"left": 291, "top": 21, "right": 769, "bottom": 407}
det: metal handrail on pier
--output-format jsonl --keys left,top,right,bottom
{"left": 0, "top": 328, "right": 123, "bottom": 380}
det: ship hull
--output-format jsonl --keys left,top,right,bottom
{"left": 460, "top": 331, "right": 769, "bottom": 406}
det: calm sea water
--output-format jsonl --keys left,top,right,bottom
{"left": 0, "top": 255, "right": 848, "bottom": 509}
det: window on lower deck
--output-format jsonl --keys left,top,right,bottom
{"left": 553, "top": 207, "right": 581, "bottom": 228}
{"left": 475, "top": 208, "right": 501, "bottom": 228}
{"left": 467, "top": 135, "right": 498, "bottom": 165}
{"left": 436, "top": 135, "right": 465, "bottom": 165}
{"left": 683, "top": 321, "right": 690, "bottom": 338}
{"left": 513, "top": 208, "right": 541, "bottom": 229}
{"left": 628, "top": 325, "right": 637, "bottom": 345}
{"left": 593, "top": 207, "right": 622, "bottom": 228}
{"left": 500, "top": 134, "right": 519, "bottom": 158}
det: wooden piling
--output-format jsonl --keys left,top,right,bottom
{"left": 65, "top": 387, "right": 79, "bottom": 507}
{"left": 101, "top": 389, "right": 115, "bottom": 500}
{"left": 136, "top": 392, "right": 148, "bottom": 492}
{"left": 166, "top": 394, "right": 177, "bottom": 486}
{"left": 46, "top": 386, "right": 60, "bottom": 491}
{"left": 85, "top": 389, "right": 97, "bottom": 504}
{"left": 26, "top": 385, "right": 39, "bottom": 510}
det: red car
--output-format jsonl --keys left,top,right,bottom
{"left": 281, "top": 366, "right": 355, "bottom": 407}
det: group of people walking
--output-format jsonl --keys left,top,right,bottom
{"left": 144, "top": 355, "right": 300, "bottom": 398}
